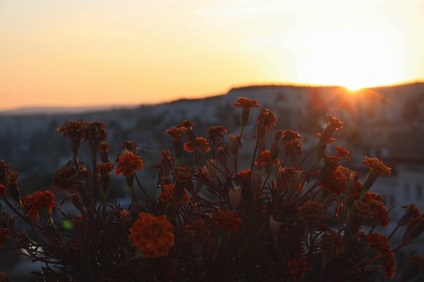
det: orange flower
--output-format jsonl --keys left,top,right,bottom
{"left": 362, "top": 157, "right": 391, "bottom": 175}
{"left": 254, "top": 150, "right": 280, "bottom": 166}
{"left": 129, "top": 213, "right": 174, "bottom": 258}
{"left": 335, "top": 146, "right": 350, "bottom": 160}
{"left": 212, "top": 209, "right": 241, "bottom": 231}
{"left": 319, "top": 230, "right": 344, "bottom": 259}
{"left": 98, "top": 141, "right": 109, "bottom": 153}
{"left": 174, "top": 165, "right": 193, "bottom": 183}
{"left": 255, "top": 108, "right": 277, "bottom": 139}
{"left": 53, "top": 162, "right": 78, "bottom": 190}
{"left": 115, "top": 152, "right": 143, "bottom": 176}
{"left": 367, "top": 233, "right": 391, "bottom": 254}
{"left": 159, "top": 184, "right": 190, "bottom": 205}
{"left": 320, "top": 166, "right": 347, "bottom": 195}
{"left": 0, "top": 184, "right": 6, "bottom": 197}
{"left": 22, "top": 191, "right": 56, "bottom": 220}
{"left": 177, "top": 120, "right": 195, "bottom": 130}
{"left": 81, "top": 121, "right": 108, "bottom": 143}
{"left": 97, "top": 162, "right": 114, "bottom": 177}
{"left": 183, "top": 137, "right": 211, "bottom": 153}
{"left": 57, "top": 120, "right": 87, "bottom": 139}
{"left": 233, "top": 97, "right": 260, "bottom": 109}
{"left": 298, "top": 200, "right": 324, "bottom": 223}
{"left": 282, "top": 129, "right": 302, "bottom": 143}
{"left": 166, "top": 127, "right": 187, "bottom": 141}
{"left": 288, "top": 258, "right": 311, "bottom": 281}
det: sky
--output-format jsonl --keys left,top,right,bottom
{"left": 1, "top": 0, "right": 424, "bottom": 111}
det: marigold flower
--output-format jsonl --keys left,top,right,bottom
{"left": 237, "top": 169, "right": 252, "bottom": 186}
{"left": 81, "top": 121, "right": 108, "bottom": 143}
{"left": 121, "top": 140, "right": 138, "bottom": 153}
{"left": 0, "top": 184, "right": 6, "bottom": 197}
{"left": 319, "top": 230, "right": 344, "bottom": 259}
{"left": 364, "top": 192, "right": 390, "bottom": 226}
{"left": 362, "top": 157, "right": 391, "bottom": 175}
{"left": 384, "top": 252, "right": 396, "bottom": 279}
{"left": 57, "top": 120, "right": 87, "bottom": 139}
{"left": 183, "top": 137, "right": 210, "bottom": 153}
{"left": 159, "top": 184, "right": 190, "bottom": 205}
{"left": 0, "top": 228, "right": 8, "bottom": 248}
{"left": 22, "top": 191, "right": 56, "bottom": 220}
{"left": 282, "top": 129, "right": 302, "bottom": 143}
{"left": 367, "top": 233, "right": 391, "bottom": 254}
{"left": 166, "top": 127, "right": 187, "bottom": 141}
{"left": 320, "top": 166, "right": 347, "bottom": 195}
{"left": 335, "top": 146, "right": 350, "bottom": 160}
{"left": 98, "top": 141, "right": 109, "bottom": 153}
{"left": 212, "top": 209, "right": 241, "bottom": 231}
{"left": 254, "top": 150, "right": 280, "bottom": 166}
{"left": 298, "top": 200, "right": 324, "bottom": 223}
{"left": 207, "top": 126, "right": 227, "bottom": 147}
{"left": 255, "top": 108, "right": 277, "bottom": 139}
{"left": 174, "top": 165, "right": 193, "bottom": 184}
{"left": 97, "top": 162, "right": 114, "bottom": 177}
{"left": 115, "top": 152, "right": 143, "bottom": 176}
{"left": 129, "top": 212, "right": 175, "bottom": 258}
{"left": 177, "top": 120, "right": 195, "bottom": 130}
{"left": 53, "top": 162, "right": 78, "bottom": 190}
{"left": 398, "top": 204, "right": 421, "bottom": 227}
{"left": 288, "top": 258, "right": 311, "bottom": 281}
{"left": 233, "top": 97, "right": 260, "bottom": 109}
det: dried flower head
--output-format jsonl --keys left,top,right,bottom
{"left": 233, "top": 97, "right": 260, "bottom": 109}
{"left": 22, "top": 191, "right": 56, "bottom": 220}
{"left": 166, "top": 127, "right": 187, "bottom": 141}
{"left": 53, "top": 162, "right": 79, "bottom": 190}
{"left": 129, "top": 213, "right": 175, "bottom": 258}
{"left": 174, "top": 165, "right": 193, "bottom": 184}
{"left": 335, "top": 146, "right": 350, "bottom": 160}
{"left": 159, "top": 184, "right": 190, "bottom": 205}
{"left": 207, "top": 126, "right": 227, "bottom": 147}
{"left": 255, "top": 108, "right": 277, "bottom": 139}
{"left": 362, "top": 157, "right": 391, "bottom": 175}
{"left": 254, "top": 150, "right": 280, "bottom": 166}
{"left": 212, "top": 209, "right": 241, "bottom": 231}
{"left": 282, "top": 129, "right": 302, "bottom": 143}
{"left": 320, "top": 166, "right": 347, "bottom": 195}
{"left": 115, "top": 152, "right": 143, "bottom": 176}
{"left": 121, "top": 140, "right": 138, "bottom": 153}
{"left": 177, "top": 120, "right": 195, "bottom": 130}
{"left": 183, "top": 137, "right": 210, "bottom": 153}
{"left": 57, "top": 120, "right": 87, "bottom": 139}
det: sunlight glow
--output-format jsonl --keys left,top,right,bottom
{"left": 284, "top": 28, "right": 406, "bottom": 90}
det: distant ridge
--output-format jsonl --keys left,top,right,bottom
{"left": 0, "top": 105, "right": 137, "bottom": 116}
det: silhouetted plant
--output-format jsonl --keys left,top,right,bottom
{"left": 0, "top": 98, "right": 423, "bottom": 281}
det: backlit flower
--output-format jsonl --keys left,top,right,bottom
{"left": 212, "top": 209, "right": 241, "bottom": 231}
{"left": 97, "top": 162, "right": 114, "bottom": 177}
{"left": 115, "top": 152, "right": 143, "bottom": 176}
{"left": 319, "top": 230, "right": 344, "bottom": 259}
{"left": 57, "top": 120, "right": 87, "bottom": 139}
{"left": 53, "top": 162, "right": 78, "bottom": 190}
{"left": 233, "top": 97, "right": 260, "bottom": 109}
{"left": 288, "top": 258, "right": 311, "bottom": 281}
{"left": 254, "top": 150, "right": 280, "bottom": 166}
{"left": 129, "top": 213, "right": 175, "bottom": 258}
{"left": 282, "top": 129, "right": 302, "bottom": 143}
{"left": 335, "top": 146, "right": 350, "bottom": 160}
{"left": 255, "top": 108, "right": 277, "bottom": 139}
{"left": 177, "top": 120, "right": 195, "bottom": 130}
{"left": 22, "top": 191, "right": 56, "bottom": 220}
{"left": 166, "top": 127, "right": 187, "bottom": 142}
{"left": 320, "top": 166, "right": 347, "bottom": 195}
{"left": 81, "top": 121, "right": 108, "bottom": 143}
{"left": 207, "top": 126, "right": 227, "bottom": 147}
{"left": 174, "top": 165, "right": 193, "bottom": 184}
{"left": 159, "top": 184, "right": 190, "bottom": 205}
{"left": 362, "top": 157, "right": 391, "bottom": 175}
{"left": 183, "top": 137, "right": 210, "bottom": 153}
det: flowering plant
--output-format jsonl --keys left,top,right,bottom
{"left": 0, "top": 97, "right": 423, "bottom": 281}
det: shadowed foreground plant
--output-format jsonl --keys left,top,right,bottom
{"left": 0, "top": 98, "right": 423, "bottom": 281}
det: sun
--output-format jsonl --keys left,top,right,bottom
{"left": 286, "top": 28, "right": 406, "bottom": 90}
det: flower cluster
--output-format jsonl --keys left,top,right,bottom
{"left": 0, "top": 96, "right": 423, "bottom": 282}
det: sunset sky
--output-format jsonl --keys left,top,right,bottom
{"left": 1, "top": 0, "right": 424, "bottom": 111}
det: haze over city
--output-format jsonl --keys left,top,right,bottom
{"left": 1, "top": 0, "right": 424, "bottom": 111}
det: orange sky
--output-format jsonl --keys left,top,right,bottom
{"left": 1, "top": 0, "right": 424, "bottom": 111}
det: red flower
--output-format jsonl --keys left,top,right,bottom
{"left": 255, "top": 108, "right": 277, "bottom": 139}
{"left": 129, "top": 213, "right": 175, "bottom": 258}
{"left": 335, "top": 146, "right": 350, "bottom": 160}
{"left": 212, "top": 209, "right": 241, "bottom": 231}
{"left": 362, "top": 157, "right": 391, "bottom": 175}
{"left": 159, "top": 184, "right": 190, "bottom": 205}
{"left": 320, "top": 166, "right": 348, "bottom": 195}
{"left": 183, "top": 137, "right": 211, "bottom": 153}
{"left": 233, "top": 97, "right": 260, "bottom": 109}
{"left": 22, "top": 191, "right": 56, "bottom": 220}
{"left": 57, "top": 121, "right": 87, "bottom": 139}
{"left": 254, "top": 150, "right": 280, "bottom": 166}
{"left": 115, "top": 152, "right": 143, "bottom": 176}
